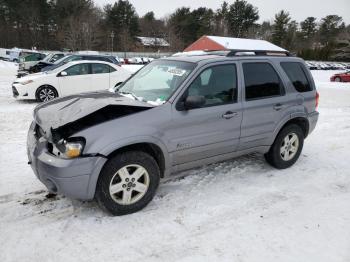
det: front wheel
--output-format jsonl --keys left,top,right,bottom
{"left": 36, "top": 85, "right": 58, "bottom": 102}
{"left": 265, "top": 124, "right": 304, "bottom": 169}
{"left": 334, "top": 77, "right": 342, "bottom": 82}
{"left": 95, "top": 151, "right": 160, "bottom": 216}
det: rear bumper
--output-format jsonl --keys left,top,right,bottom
{"left": 307, "top": 111, "right": 319, "bottom": 135}
{"left": 27, "top": 122, "right": 107, "bottom": 200}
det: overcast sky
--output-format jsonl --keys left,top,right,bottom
{"left": 94, "top": 0, "right": 350, "bottom": 23}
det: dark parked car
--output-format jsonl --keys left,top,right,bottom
{"left": 29, "top": 54, "right": 120, "bottom": 73}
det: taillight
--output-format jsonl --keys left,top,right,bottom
{"left": 315, "top": 91, "right": 319, "bottom": 109}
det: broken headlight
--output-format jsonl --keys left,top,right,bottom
{"left": 57, "top": 137, "right": 85, "bottom": 159}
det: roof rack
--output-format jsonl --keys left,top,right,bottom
{"left": 226, "top": 49, "right": 291, "bottom": 57}
{"left": 172, "top": 49, "right": 292, "bottom": 58}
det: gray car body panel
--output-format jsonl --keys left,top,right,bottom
{"left": 27, "top": 54, "right": 319, "bottom": 200}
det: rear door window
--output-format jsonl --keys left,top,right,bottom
{"left": 243, "top": 62, "right": 284, "bottom": 101}
{"left": 280, "top": 62, "right": 312, "bottom": 92}
{"left": 92, "top": 63, "right": 113, "bottom": 74}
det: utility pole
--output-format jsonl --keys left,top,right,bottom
{"left": 111, "top": 31, "right": 115, "bottom": 54}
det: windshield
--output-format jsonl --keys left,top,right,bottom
{"left": 42, "top": 53, "right": 54, "bottom": 62}
{"left": 117, "top": 60, "right": 196, "bottom": 105}
{"left": 52, "top": 55, "right": 68, "bottom": 64}
{"left": 44, "top": 55, "right": 78, "bottom": 71}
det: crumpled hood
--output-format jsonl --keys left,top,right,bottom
{"left": 34, "top": 91, "right": 154, "bottom": 141}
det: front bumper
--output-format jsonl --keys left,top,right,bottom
{"left": 27, "top": 122, "right": 107, "bottom": 200}
{"left": 12, "top": 83, "right": 30, "bottom": 99}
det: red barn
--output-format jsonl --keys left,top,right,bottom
{"left": 184, "top": 35, "right": 286, "bottom": 52}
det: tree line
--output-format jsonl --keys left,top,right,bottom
{"left": 0, "top": 0, "right": 349, "bottom": 60}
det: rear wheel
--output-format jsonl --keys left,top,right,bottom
{"left": 265, "top": 124, "right": 304, "bottom": 169}
{"left": 36, "top": 85, "right": 58, "bottom": 102}
{"left": 95, "top": 151, "right": 160, "bottom": 216}
{"left": 334, "top": 77, "right": 342, "bottom": 82}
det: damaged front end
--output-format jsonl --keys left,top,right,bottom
{"left": 32, "top": 91, "right": 154, "bottom": 157}
{"left": 50, "top": 104, "right": 152, "bottom": 143}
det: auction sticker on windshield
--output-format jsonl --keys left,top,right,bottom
{"left": 168, "top": 68, "right": 186, "bottom": 76}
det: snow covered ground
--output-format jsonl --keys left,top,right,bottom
{"left": 0, "top": 61, "right": 350, "bottom": 262}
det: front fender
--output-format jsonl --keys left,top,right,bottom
{"left": 100, "top": 135, "right": 171, "bottom": 174}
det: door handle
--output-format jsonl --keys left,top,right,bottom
{"left": 273, "top": 103, "right": 285, "bottom": 111}
{"left": 222, "top": 111, "right": 238, "bottom": 119}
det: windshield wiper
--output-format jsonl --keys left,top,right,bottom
{"left": 118, "top": 91, "right": 144, "bottom": 102}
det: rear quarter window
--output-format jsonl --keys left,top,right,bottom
{"left": 280, "top": 62, "right": 313, "bottom": 92}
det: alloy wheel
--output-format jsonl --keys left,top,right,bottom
{"left": 280, "top": 132, "right": 299, "bottom": 161}
{"left": 39, "top": 87, "right": 56, "bottom": 102}
{"left": 109, "top": 164, "right": 150, "bottom": 205}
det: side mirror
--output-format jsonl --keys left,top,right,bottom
{"left": 183, "top": 95, "right": 206, "bottom": 110}
{"left": 60, "top": 71, "right": 67, "bottom": 77}
{"left": 115, "top": 82, "right": 123, "bottom": 87}
{"left": 114, "top": 82, "right": 123, "bottom": 92}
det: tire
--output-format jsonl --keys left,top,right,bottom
{"left": 95, "top": 151, "right": 160, "bottom": 216}
{"left": 334, "top": 77, "right": 342, "bottom": 82}
{"left": 264, "top": 124, "right": 304, "bottom": 169}
{"left": 36, "top": 85, "right": 58, "bottom": 102}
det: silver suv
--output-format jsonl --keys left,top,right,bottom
{"left": 27, "top": 50, "right": 319, "bottom": 215}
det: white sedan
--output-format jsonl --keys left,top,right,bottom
{"left": 12, "top": 60, "right": 131, "bottom": 102}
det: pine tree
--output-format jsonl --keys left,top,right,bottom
{"left": 300, "top": 17, "right": 317, "bottom": 40}
{"left": 272, "top": 10, "right": 291, "bottom": 47}
{"left": 225, "top": 0, "right": 259, "bottom": 38}
{"left": 104, "top": 0, "right": 139, "bottom": 51}
{"left": 319, "top": 15, "right": 345, "bottom": 45}
{"left": 214, "top": 1, "right": 229, "bottom": 36}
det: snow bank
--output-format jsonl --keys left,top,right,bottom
{"left": 0, "top": 61, "right": 17, "bottom": 77}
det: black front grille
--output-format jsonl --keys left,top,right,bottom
{"left": 12, "top": 86, "right": 19, "bottom": 97}
{"left": 34, "top": 124, "right": 45, "bottom": 140}
{"left": 47, "top": 142, "right": 53, "bottom": 154}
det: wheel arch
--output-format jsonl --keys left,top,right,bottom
{"left": 105, "top": 142, "right": 168, "bottom": 178}
{"left": 86, "top": 140, "right": 169, "bottom": 200}
{"left": 274, "top": 117, "right": 309, "bottom": 142}
{"left": 335, "top": 76, "right": 342, "bottom": 82}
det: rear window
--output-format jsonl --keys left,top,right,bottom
{"left": 280, "top": 62, "right": 312, "bottom": 92}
